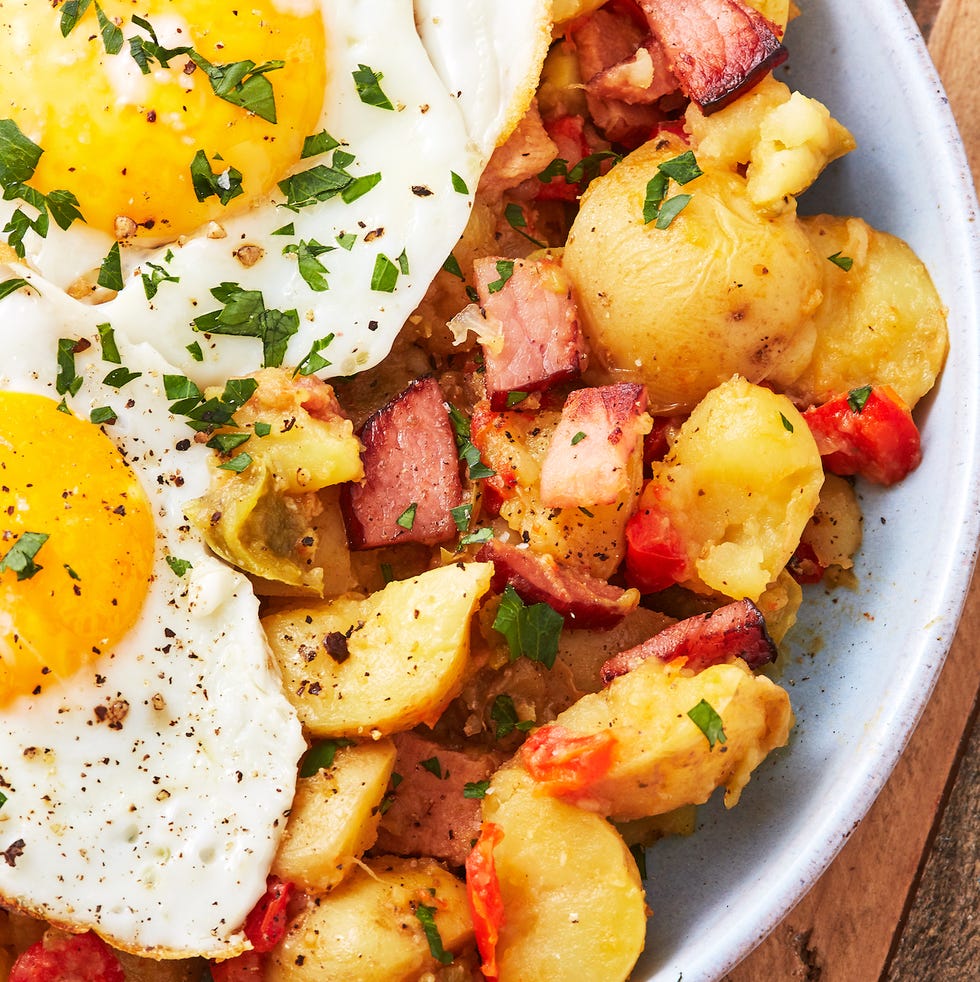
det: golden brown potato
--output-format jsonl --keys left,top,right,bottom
{"left": 646, "top": 375, "right": 823, "bottom": 601}
{"left": 264, "top": 562, "right": 493, "bottom": 737}
{"left": 774, "top": 214, "right": 949, "bottom": 409}
{"left": 551, "top": 0, "right": 606, "bottom": 27}
{"left": 482, "top": 768, "right": 647, "bottom": 982}
{"left": 799, "top": 473, "right": 863, "bottom": 571}
{"left": 564, "top": 136, "right": 824, "bottom": 411}
{"left": 272, "top": 740, "right": 396, "bottom": 891}
{"left": 532, "top": 656, "right": 793, "bottom": 818}
{"left": 265, "top": 857, "right": 473, "bottom": 982}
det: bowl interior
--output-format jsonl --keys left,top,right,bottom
{"left": 632, "top": 2, "right": 980, "bottom": 979}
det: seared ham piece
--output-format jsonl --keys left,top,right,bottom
{"left": 374, "top": 731, "right": 503, "bottom": 867}
{"left": 600, "top": 598, "right": 777, "bottom": 684}
{"left": 476, "top": 538, "right": 640, "bottom": 629}
{"left": 341, "top": 377, "right": 463, "bottom": 549}
{"left": 478, "top": 100, "right": 559, "bottom": 197}
{"left": 539, "top": 383, "right": 649, "bottom": 508}
{"left": 637, "top": 0, "right": 786, "bottom": 112}
{"left": 473, "top": 256, "right": 585, "bottom": 411}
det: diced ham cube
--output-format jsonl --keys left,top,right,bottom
{"left": 479, "top": 100, "right": 560, "bottom": 197}
{"left": 375, "top": 731, "right": 503, "bottom": 868}
{"left": 637, "top": 0, "right": 787, "bottom": 113}
{"left": 473, "top": 256, "right": 586, "bottom": 410}
{"left": 539, "top": 383, "right": 649, "bottom": 508}
{"left": 341, "top": 377, "right": 463, "bottom": 549}
{"left": 477, "top": 539, "right": 639, "bottom": 629}
{"left": 600, "top": 598, "right": 777, "bottom": 684}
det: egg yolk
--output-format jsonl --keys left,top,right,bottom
{"left": 1, "top": 0, "right": 326, "bottom": 241}
{"left": 0, "top": 393, "right": 156, "bottom": 706}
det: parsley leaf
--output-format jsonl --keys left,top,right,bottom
{"left": 90, "top": 406, "right": 117, "bottom": 425}
{"left": 643, "top": 151, "right": 702, "bottom": 228}
{"left": 282, "top": 239, "right": 334, "bottom": 292}
{"left": 396, "top": 503, "right": 417, "bottom": 530}
{"left": 447, "top": 404, "right": 495, "bottom": 481}
{"left": 848, "top": 385, "right": 873, "bottom": 414}
{"left": 94, "top": 2, "right": 124, "bottom": 55}
{"left": 828, "top": 251, "right": 854, "bottom": 272}
{"left": 102, "top": 366, "right": 141, "bottom": 389}
{"left": 141, "top": 261, "right": 179, "bottom": 300}
{"left": 294, "top": 334, "right": 335, "bottom": 377}
{"left": 687, "top": 699, "right": 727, "bottom": 749}
{"left": 127, "top": 15, "right": 191, "bottom": 73}
{"left": 97, "top": 242, "right": 123, "bottom": 291}
{"left": 0, "top": 532, "right": 49, "bottom": 581}
{"left": 97, "top": 323, "right": 121, "bottom": 364}
{"left": 451, "top": 170, "right": 469, "bottom": 194}
{"left": 420, "top": 756, "right": 443, "bottom": 779}
{"left": 217, "top": 451, "right": 253, "bottom": 473}
{"left": 486, "top": 260, "right": 515, "bottom": 294}
{"left": 165, "top": 555, "right": 193, "bottom": 577}
{"left": 0, "top": 278, "right": 36, "bottom": 302}
{"left": 492, "top": 585, "right": 563, "bottom": 669}
{"left": 299, "top": 738, "right": 356, "bottom": 778}
{"left": 55, "top": 338, "right": 83, "bottom": 397}
{"left": 460, "top": 527, "right": 493, "bottom": 546}
{"left": 353, "top": 64, "right": 394, "bottom": 110}
{"left": 60, "top": 0, "right": 93, "bottom": 36}
{"left": 190, "top": 150, "right": 244, "bottom": 207}
{"left": 192, "top": 283, "right": 299, "bottom": 368}
{"left": 188, "top": 53, "right": 285, "bottom": 124}
{"left": 463, "top": 779, "right": 490, "bottom": 799}
{"left": 301, "top": 130, "right": 340, "bottom": 159}
{"left": 504, "top": 202, "right": 546, "bottom": 248}
{"left": 414, "top": 904, "right": 453, "bottom": 965}
{"left": 490, "top": 693, "right": 534, "bottom": 740}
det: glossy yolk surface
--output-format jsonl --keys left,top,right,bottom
{"left": 0, "top": 393, "right": 155, "bottom": 705}
{"left": 1, "top": 0, "right": 326, "bottom": 241}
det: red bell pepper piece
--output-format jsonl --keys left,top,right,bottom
{"left": 519, "top": 724, "right": 617, "bottom": 799}
{"left": 466, "top": 822, "right": 506, "bottom": 982}
{"left": 9, "top": 931, "right": 125, "bottom": 982}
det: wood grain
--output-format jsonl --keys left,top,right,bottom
{"left": 725, "top": 0, "right": 980, "bottom": 978}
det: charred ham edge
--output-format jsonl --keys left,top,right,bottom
{"left": 472, "top": 255, "right": 586, "bottom": 411}
{"left": 538, "top": 382, "right": 649, "bottom": 509}
{"left": 476, "top": 538, "right": 640, "bottom": 629}
{"left": 340, "top": 377, "right": 464, "bottom": 550}
{"left": 637, "top": 0, "right": 787, "bottom": 114}
{"left": 374, "top": 730, "right": 503, "bottom": 868}
{"left": 600, "top": 598, "right": 777, "bottom": 684}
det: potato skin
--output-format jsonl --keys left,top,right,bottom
{"left": 564, "top": 136, "right": 823, "bottom": 412}
{"left": 774, "top": 214, "right": 948, "bottom": 409}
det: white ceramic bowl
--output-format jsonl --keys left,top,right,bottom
{"left": 632, "top": 2, "right": 980, "bottom": 979}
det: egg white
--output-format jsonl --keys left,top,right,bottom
{"left": 1, "top": 0, "right": 551, "bottom": 385}
{"left": 0, "top": 275, "right": 305, "bottom": 958}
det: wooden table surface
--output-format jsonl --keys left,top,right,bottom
{"left": 728, "top": 1, "right": 980, "bottom": 979}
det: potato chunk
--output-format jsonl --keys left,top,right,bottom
{"left": 264, "top": 563, "right": 493, "bottom": 737}
{"left": 775, "top": 214, "right": 948, "bottom": 409}
{"left": 563, "top": 135, "right": 823, "bottom": 411}
{"left": 647, "top": 375, "right": 823, "bottom": 601}
{"left": 482, "top": 768, "right": 647, "bottom": 982}
{"left": 273, "top": 740, "right": 396, "bottom": 891}
{"left": 266, "top": 857, "right": 473, "bottom": 982}
{"left": 530, "top": 656, "right": 793, "bottom": 818}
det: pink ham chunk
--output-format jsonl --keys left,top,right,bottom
{"left": 374, "top": 731, "right": 503, "bottom": 868}
{"left": 600, "top": 598, "right": 777, "bottom": 684}
{"left": 472, "top": 256, "right": 585, "bottom": 411}
{"left": 341, "top": 377, "right": 463, "bottom": 549}
{"left": 539, "top": 383, "right": 649, "bottom": 508}
{"left": 476, "top": 539, "right": 639, "bottom": 629}
{"left": 637, "top": 0, "right": 787, "bottom": 113}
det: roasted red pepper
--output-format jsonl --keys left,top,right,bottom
{"left": 520, "top": 724, "right": 617, "bottom": 799}
{"left": 466, "top": 822, "right": 506, "bottom": 982}
{"left": 9, "top": 930, "right": 125, "bottom": 982}
{"left": 624, "top": 490, "right": 688, "bottom": 593}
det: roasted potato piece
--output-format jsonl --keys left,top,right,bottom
{"left": 264, "top": 562, "right": 493, "bottom": 737}
{"left": 528, "top": 656, "right": 793, "bottom": 818}
{"left": 775, "top": 214, "right": 948, "bottom": 409}
{"left": 801, "top": 473, "right": 863, "bottom": 572}
{"left": 481, "top": 767, "right": 647, "bottom": 982}
{"left": 646, "top": 375, "right": 823, "bottom": 600}
{"left": 564, "top": 136, "right": 824, "bottom": 411}
{"left": 272, "top": 740, "right": 396, "bottom": 891}
{"left": 265, "top": 857, "right": 473, "bottom": 982}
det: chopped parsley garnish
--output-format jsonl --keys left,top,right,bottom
{"left": 102, "top": 366, "right": 141, "bottom": 389}
{"left": 0, "top": 790, "right": 7, "bottom": 809}
{"left": 504, "top": 202, "right": 546, "bottom": 248}
{"left": 253, "top": 421, "right": 272, "bottom": 437}
{"left": 414, "top": 904, "right": 453, "bottom": 965}
{"left": 492, "top": 584, "right": 563, "bottom": 669}
{"left": 450, "top": 503, "right": 472, "bottom": 533}
{"left": 380, "top": 562, "right": 395, "bottom": 584}
{"left": 848, "top": 385, "right": 873, "bottom": 414}
{"left": 336, "top": 231, "right": 357, "bottom": 251}
{"left": 828, "top": 251, "right": 854, "bottom": 272}
{"left": 301, "top": 130, "right": 340, "bottom": 159}
{"left": 538, "top": 150, "right": 623, "bottom": 190}
{"left": 460, "top": 527, "right": 493, "bottom": 546}
{"left": 570, "top": 431, "right": 586, "bottom": 445}
{"left": 95, "top": 3, "right": 124, "bottom": 55}
{"left": 64, "top": 564, "right": 81, "bottom": 581}
{"left": 0, "top": 278, "right": 36, "bottom": 301}
{"left": 207, "top": 432, "right": 251, "bottom": 454}
{"left": 127, "top": 15, "right": 193, "bottom": 73}
{"left": 643, "top": 150, "right": 702, "bottom": 228}
{"left": 687, "top": 699, "right": 727, "bottom": 749}
{"left": 294, "top": 334, "right": 335, "bottom": 377}
{"left": 396, "top": 503, "right": 418, "bottom": 530}
{"left": 779, "top": 412, "right": 794, "bottom": 433}
{"left": 0, "top": 532, "right": 49, "bottom": 581}
{"left": 353, "top": 64, "right": 394, "bottom": 110}
{"left": 447, "top": 405, "right": 495, "bottom": 481}
{"left": 165, "top": 555, "right": 193, "bottom": 578}
{"left": 141, "top": 261, "right": 179, "bottom": 300}
{"left": 190, "top": 150, "right": 244, "bottom": 207}
{"left": 420, "top": 756, "right": 444, "bottom": 779}
{"left": 451, "top": 171, "right": 469, "bottom": 194}
{"left": 272, "top": 222, "right": 295, "bottom": 237}
{"left": 97, "top": 323, "right": 121, "bottom": 363}
{"left": 396, "top": 248, "right": 410, "bottom": 275}
{"left": 188, "top": 53, "right": 285, "bottom": 124}
{"left": 299, "top": 738, "right": 356, "bottom": 778}
{"left": 370, "top": 253, "right": 401, "bottom": 293}
{"left": 506, "top": 392, "right": 529, "bottom": 407}
{"left": 165, "top": 374, "right": 258, "bottom": 434}
{"left": 192, "top": 283, "right": 298, "bottom": 368}
{"left": 282, "top": 239, "right": 335, "bottom": 292}
{"left": 90, "top": 406, "right": 117, "bottom": 425}
{"left": 186, "top": 341, "right": 204, "bottom": 362}
{"left": 96, "top": 242, "right": 123, "bottom": 291}
{"left": 60, "top": 0, "right": 93, "bottom": 36}
{"left": 55, "top": 338, "right": 83, "bottom": 397}
{"left": 486, "top": 260, "right": 515, "bottom": 295}
{"left": 463, "top": 779, "right": 490, "bottom": 800}
{"left": 277, "top": 147, "right": 381, "bottom": 211}
{"left": 490, "top": 693, "right": 534, "bottom": 740}
{"left": 442, "top": 253, "right": 464, "bottom": 280}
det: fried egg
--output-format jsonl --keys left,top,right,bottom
{"left": 0, "top": 0, "right": 551, "bottom": 384}
{"left": 0, "top": 276, "right": 305, "bottom": 958}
